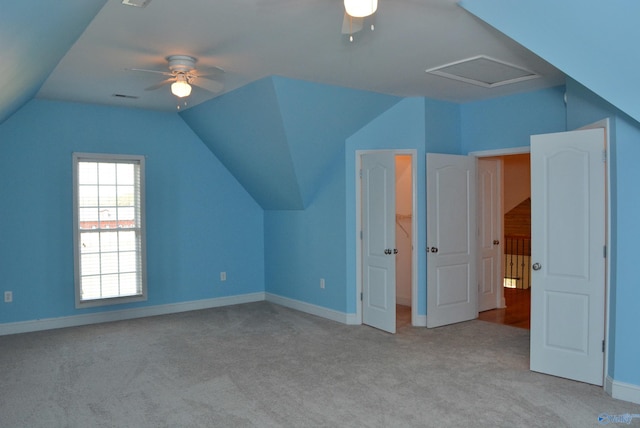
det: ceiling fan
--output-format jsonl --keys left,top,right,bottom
{"left": 129, "top": 55, "right": 224, "bottom": 98}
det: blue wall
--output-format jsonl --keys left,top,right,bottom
{"left": 265, "top": 150, "right": 347, "bottom": 311}
{"left": 460, "top": 86, "right": 566, "bottom": 153}
{"left": 0, "top": 99, "right": 264, "bottom": 324}
{"left": 609, "top": 116, "right": 640, "bottom": 387}
{"left": 565, "top": 78, "right": 640, "bottom": 387}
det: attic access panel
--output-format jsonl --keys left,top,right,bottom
{"left": 426, "top": 55, "right": 539, "bottom": 88}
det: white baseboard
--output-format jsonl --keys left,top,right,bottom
{"left": 266, "top": 293, "right": 354, "bottom": 325}
{"left": 0, "top": 292, "right": 266, "bottom": 336}
{"left": 1, "top": 291, "right": 426, "bottom": 336}
{"left": 606, "top": 375, "right": 640, "bottom": 404}
{"left": 414, "top": 314, "right": 427, "bottom": 327}
{"left": 345, "top": 313, "right": 360, "bottom": 325}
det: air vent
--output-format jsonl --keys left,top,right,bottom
{"left": 112, "top": 94, "right": 139, "bottom": 99}
{"left": 122, "top": 0, "right": 151, "bottom": 7}
{"left": 425, "top": 55, "right": 539, "bottom": 88}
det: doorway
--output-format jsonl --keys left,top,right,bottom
{"left": 356, "top": 150, "right": 418, "bottom": 333}
{"left": 470, "top": 122, "right": 610, "bottom": 386}
{"left": 395, "top": 155, "right": 413, "bottom": 329}
{"left": 478, "top": 153, "right": 532, "bottom": 329}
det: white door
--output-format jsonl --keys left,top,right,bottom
{"left": 361, "top": 152, "right": 396, "bottom": 333}
{"left": 426, "top": 154, "right": 477, "bottom": 328}
{"left": 478, "top": 158, "right": 502, "bottom": 312}
{"left": 530, "top": 128, "right": 605, "bottom": 386}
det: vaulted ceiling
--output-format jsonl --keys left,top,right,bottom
{"left": 2, "top": 0, "right": 565, "bottom": 123}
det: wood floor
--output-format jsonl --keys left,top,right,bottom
{"left": 477, "top": 287, "right": 531, "bottom": 329}
{"left": 396, "top": 287, "right": 530, "bottom": 330}
{"left": 396, "top": 304, "right": 412, "bottom": 329}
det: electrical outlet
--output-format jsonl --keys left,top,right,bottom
{"left": 4, "top": 291, "right": 12, "bottom": 303}
{"left": 320, "top": 278, "right": 325, "bottom": 289}
{"left": 220, "top": 272, "right": 227, "bottom": 282}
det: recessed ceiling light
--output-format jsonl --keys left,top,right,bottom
{"left": 122, "top": 0, "right": 151, "bottom": 7}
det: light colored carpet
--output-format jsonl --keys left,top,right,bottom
{"left": 0, "top": 301, "right": 638, "bottom": 427}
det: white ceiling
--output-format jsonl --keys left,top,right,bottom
{"left": 37, "top": 0, "right": 565, "bottom": 112}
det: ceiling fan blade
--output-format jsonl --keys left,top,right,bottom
{"left": 128, "top": 68, "right": 173, "bottom": 77}
{"left": 190, "top": 76, "right": 224, "bottom": 93}
{"left": 193, "top": 65, "right": 225, "bottom": 77}
{"left": 145, "top": 78, "right": 174, "bottom": 91}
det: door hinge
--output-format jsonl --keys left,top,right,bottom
{"left": 603, "top": 245, "right": 607, "bottom": 258}
{"left": 602, "top": 150, "right": 607, "bottom": 163}
{"left": 360, "top": 292, "right": 363, "bottom": 301}
{"left": 360, "top": 230, "right": 363, "bottom": 240}
{"left": 602, "top": 339, "right": 605, "bottom": 353}
{"left": 359, "top": 169, "right": 363, "bottom": 179}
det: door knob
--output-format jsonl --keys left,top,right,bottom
{"left": 430, "top": 247, "right": 439, "bottom": 253}
{"left": 393, "top": 249, "right": 398, "bottom": 254}
{"left": 384, "top": 249, "right": 391, "bottom": 255}
{"left": 493, "top": 240, "right": 500, "bottom": 245}
{"left": 532, "top": 262, "right": 542, "bottom": 271}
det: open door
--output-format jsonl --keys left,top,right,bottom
{"left": 426, "top": 154, "right": 477, "bottom": 328}
{"left": 478, "top": 158, "right": 502, "bottom": 312}
{"left": 530, "top": 128, "right": 606, "bottom": 385}
{"left": 361, "top": 152, "right": 396, "bottom": 333}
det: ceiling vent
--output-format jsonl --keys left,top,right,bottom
{"left": 112, "top": 93, "right": 139, "bottom": 99}
{"left": 122, "top": 0, "right": 151, "bottom": 7}
{"left": 425, "top": 55, "right": 539, "bottom": 88}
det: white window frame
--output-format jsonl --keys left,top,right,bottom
{"left": 73, "top": 153, "right": 147, "bottom": 308}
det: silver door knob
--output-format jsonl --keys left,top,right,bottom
{"left": 532, "top": 262, "right": 542, "bottom": 271}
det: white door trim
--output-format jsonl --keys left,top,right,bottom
{"left": 578, "top": 118, "right": 612, "bottom": 391}
{"left": 356, "top": 149, "right": 419, "bottom": 326}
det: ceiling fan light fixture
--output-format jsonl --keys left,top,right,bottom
{"left": 171, "top": 79, "right": 192, "bottom": 98}
{"left": 344, "top": 0, "right": 377, "bottom": 18}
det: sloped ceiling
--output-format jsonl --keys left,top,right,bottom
{"left": 5, "top": 0, "right": 566, "bottom": 117}
{"left": 0, "top": 1, "right": 107, "bottom": 123}
{"left": 180, "top": 77, "right": 401, "bottom": 210}
{"left": 460, "top": 0, "right": 640, "bottom": 124}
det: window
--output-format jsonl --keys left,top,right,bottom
{"left": 73, "top": 153, "right": 147, "bottom": 307}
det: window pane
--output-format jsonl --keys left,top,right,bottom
{"left": 98, "top": 163, "right": 117, "bottom": 185}
{"left": 81, "top": 254, "right": 100, "bottom": 276}
{"left": 117, "top": 185, "right": 135, "bottom": 207}
{"left": 99, "top": 186, "right": 117, "bottom": 207}
{"left": 120, "top": 273, "right": 139, "bottom": 295}
{"left": 119, "top": 231, "right": 136, "bottom": 251}
{"left": 80, "top": 232, "right": 100, "bottom": 254}
{"left": 99, "top": 207, "right": 117, "bottom": 229}
{"left": 79, "top": 185, "right": 98, "bottom": 207}
{"left": 79, "top": 162, "right": 98, "bottom": 185}
{"left": 100, "top": 231, "right": 119, "bottom": 253}
{"left": 101, "top": 274, "right": 120, "bottom": 298}
{"left": 119, "top": 251, "right": 137, "bottom": 273}
{"left": 117, "top": 207, "right": 135, "bottom": 228}
{"left": 81, "top": 275, "right": 101, "bottom": 300}
{"left": 79, "top": 208, "right": 99, "bottom": 229}
{"left": 117, "top": 163, "right": 135, "bottom": 185}
{"left": 101, "top": 252, "right": 119, "bottom": 274}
